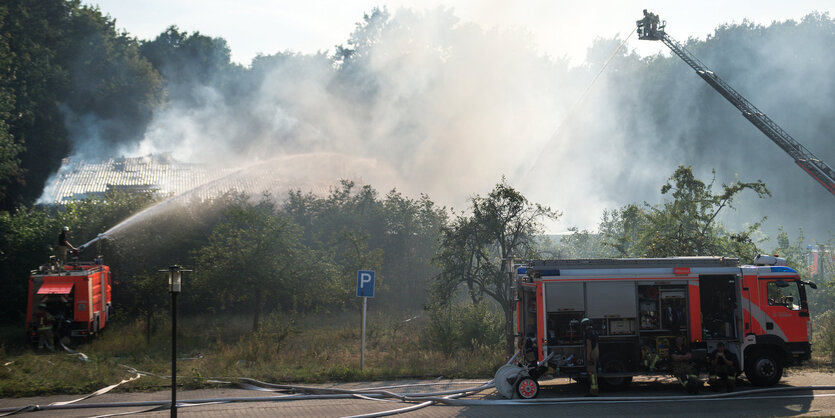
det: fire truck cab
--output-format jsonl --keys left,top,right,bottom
{"left": 512, "top": 256, "right": 815, "bottom": 396}
{"left": 26, "top": 260, "right": 112, "bottom": 345}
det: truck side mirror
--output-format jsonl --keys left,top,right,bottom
{"left": 803, "top": 281, "right": 818, "bottom": 290}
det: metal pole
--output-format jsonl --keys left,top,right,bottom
{"left": 171, "top": 291, "right": 177, "bottom": 417}
{"left": 507, "top": 257, "right": 515, "bottom": 358}
{"left": 361, "top": 296, "right": 367, "bottom": 370}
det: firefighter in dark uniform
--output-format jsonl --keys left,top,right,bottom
{"left": 670, "top": 335, "right": 700, "bottom": 393}
{"left": 57, "top": 226, "right": 77, "bottom": 265}
{"left": 649, "top": 11, "right": 660, "bottom": 34}
{"left": 708, "top": 342, "right": 739, "bottom": 392}
{"left": 638, "top": 9, "right": 650, "bottom": 37}
{"left": 582, "top": 318, "right": 599, "bottom": 396}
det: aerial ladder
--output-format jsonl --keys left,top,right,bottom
{"left": 636, "top": 11, "right": 835, "bottom": 196}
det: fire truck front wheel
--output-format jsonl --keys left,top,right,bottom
{"left": 745, "top": 350, "right": 783, "bottom": 386}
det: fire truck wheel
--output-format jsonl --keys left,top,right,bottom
{"left": 515, "top": 376, "right": 540, "bottom": 399}
{"left": 600, "top": 354, "right": 633, "bottom": 389}
{"left": 745, "top": 350, "right": 783, "bottom": 386}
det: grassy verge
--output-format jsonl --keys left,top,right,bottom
{"left": 0, "top": 312, "right": 505, "bottom": 397}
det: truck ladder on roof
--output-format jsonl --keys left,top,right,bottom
{"left": 637, "top": 16, "right": 835, "bottom": 196}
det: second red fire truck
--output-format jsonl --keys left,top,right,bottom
{"left": 503, "top": 256, "right": 817, "bottom": 398}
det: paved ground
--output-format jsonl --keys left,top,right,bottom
{"left": 2, "top": 371, "right": 835, "bottom": 417}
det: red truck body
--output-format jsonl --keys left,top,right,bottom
{"left": 515, "top": 256, "right": 814, "bottom": 388}
{"left": 26, "top": 261, "right": 112, "bottom": 342}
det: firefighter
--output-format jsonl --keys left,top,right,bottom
{"left": 581, "top": 318, "right": 599, "bottom": 396}
{"left": 708, "top": 342, "right": 739, "bottom": 392}
{"left": 57, "top": 226, "right": 77, "bottom": 265}
{"left": 637, "top": 9, "right": 648, "bottom": 37}
{"left": 641, "top": 344, "right": 660, "bottom": 371}
{"left": 670, "top": 335, "right": 700, "bottom": 393}
{"left": 36, "top": 304, "right": 55, "bottom": 352}
{"left": 649, "top": 11, "right": 660, "bottom": 34}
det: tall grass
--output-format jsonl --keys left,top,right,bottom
{"left": 0, "top": 311, "right": 505, "bottom": 397}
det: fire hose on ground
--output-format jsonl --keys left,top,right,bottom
{"left": 3, "top": 379, "right": 835, "bottom": 417}
{"left": 3, "top": 347, "right": 835, "bottom": 417}
{"left": 0, "top": 352, "right": 516, "bottom": 417}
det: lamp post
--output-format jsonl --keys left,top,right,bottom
{"left": 160, "top": 265, "right": 190, "bottom": 417}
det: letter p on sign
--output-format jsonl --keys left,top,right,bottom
{"left": 356, "top": 270, "right": 375, "bottom": 298}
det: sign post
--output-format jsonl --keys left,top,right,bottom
{"left": 356, "top": 270, "right": 375, "bottom": 370}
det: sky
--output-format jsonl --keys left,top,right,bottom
{"left": 90, "top": 0, "right": 834, "bottom": 67}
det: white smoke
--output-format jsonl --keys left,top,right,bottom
{"left": 50, "top": 6, "right": 835, "bottom": 244}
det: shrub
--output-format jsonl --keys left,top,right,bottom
{"left": 426, "top": 305, "right": 462, "bottom": 355}
{"left": 459, "top": 302, "right": 504, "bottom": 349}
{"left": 425, "top": 302, "right": 503, "bottom": 354}
{"left": 814, "top": 309, "right": 835, "bottom": 364}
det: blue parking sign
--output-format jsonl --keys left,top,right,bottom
{"left": 356, "top": 270, "right": 375, "bottom": 298}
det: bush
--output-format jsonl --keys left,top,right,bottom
{"left": 425, "top": 302, "right": 503, "bottom": 354}
{"left": 426, "top": 305, "right": 461, "bottom": 355}
{"left": 814, "top": 309, "right": 835, "bottom": 364}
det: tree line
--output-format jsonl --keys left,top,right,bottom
{"left": 0, "top": 181, "right": 446, "bottom": 331}
{"left": 2, "top": 166, "right": 834, "bottom": 358}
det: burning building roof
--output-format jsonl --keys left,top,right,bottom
{"left": 40, "top": 154, "right": 235, "bottom": 203}
{"left": 38, "top": 153, "right": 398, "bottom": 204}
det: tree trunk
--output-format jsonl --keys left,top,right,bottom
{"left": 467, "top": 280, "right": 480, "bottom": 304}
{"left": 145, "top": 310, "right": 153, "bottom": 344}
{"left": 252, "top": 288, "right": 261, "bottom": 332}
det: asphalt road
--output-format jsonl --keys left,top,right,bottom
{"left": 2, "top": 372, "right": 835, "bottom": 417}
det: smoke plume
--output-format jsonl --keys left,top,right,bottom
{"left": 54, "top": 7, "right": 835, "bottom": 244}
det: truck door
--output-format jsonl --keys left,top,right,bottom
{"left": 757, "top": 277, "right": 807, "bottom": 343}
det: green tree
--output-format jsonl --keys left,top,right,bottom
{"left": 284, "top": 182, "right": 446, "bottom": 312}
{"left": 772, "top": 228, "right": 811, "bottom": 275}
{"left": 432, "top": 178, "right": 559, "bottom": 356}
{"left": 641, "top": 166, "right": 769, "bottom": 259}
{"left": 600, "top": 204, "right": 649, "bottom": 257}
{"left": 0, "top": 207, "right": 58, "bottom": 321}
{"left": 139, "top": 26, "right": 240, "bottom": 104}
{"left": 195, "top": 198, "right": 304, "bottom": 331}
{"left": 0, "top": 1, "right": 161, "bottom": 209}
{"left": 121, "top": 273, "right": 167, "bottom": 343}
{"left": 379, "top": 190, "right": 446, "bottom": 310}
{"left": 333, "top": 7, "right": 390, "bottom": 69}
{"left": 0, "top": 0, "right": 72, "bottom": 209}
{"left": 60, "top": 5, "right": 162, "bottom": 150}
{"left": 596, "top": 166, "right": 770, "bottom": 260}
{"left": 329, "top": 228, "right": 383, "bottom": 308}
{"left": 0, "top": 5, "right": 22, "bottom": 203}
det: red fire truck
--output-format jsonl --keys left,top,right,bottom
{"left": 504, "top": 256, "right": 816, "bottom": 398}
{"left": 25, "top": 259, "right": 112, "bottom": 345}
